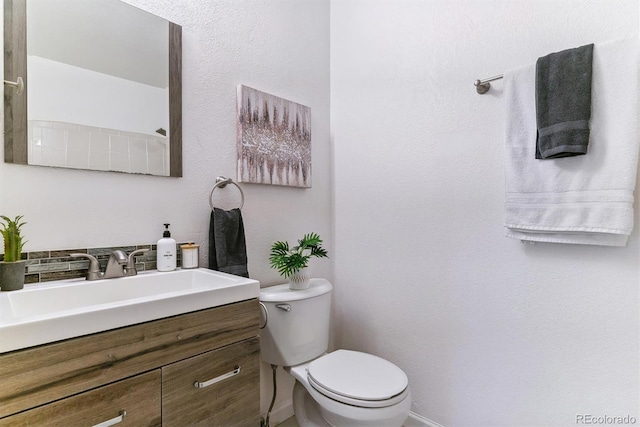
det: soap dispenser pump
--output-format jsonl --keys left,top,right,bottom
{"left": 157, "top": 223, "right": 177, "bottom": 272}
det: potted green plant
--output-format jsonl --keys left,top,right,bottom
{"left": 0, "top": 215, "right": 27, "bottom": 291}
{"left": 269, "top": 232, "right": 328, "bottom": 289}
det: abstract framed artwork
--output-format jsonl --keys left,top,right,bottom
{"left": 236, "top": 85, "right": 311, "bottom": 188}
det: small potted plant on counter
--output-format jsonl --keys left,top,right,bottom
{"left": 269, "top": 232, "right": 328, "bottom": 290}
{"left": 0, "top": 215, "right": 27, "bottom": 291}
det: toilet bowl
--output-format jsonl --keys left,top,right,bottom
{"left": 259, "top": 279, "right": 411, "bottom": 427}
{"left": 286, "top": 350, "right": 411, "bottom": 427}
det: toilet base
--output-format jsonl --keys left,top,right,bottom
{"left": 291, "top": 380, "right": 411, "bottom": 427}
{"left": 293, "top": 381, "right": 331, "bottom": 427}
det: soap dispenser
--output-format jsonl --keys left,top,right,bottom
{"left": 157, "top": 223, "right": 177, "bottom": 272}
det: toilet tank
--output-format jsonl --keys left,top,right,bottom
{"left": 259, "top": 278, "right": 333, "bottom": 366}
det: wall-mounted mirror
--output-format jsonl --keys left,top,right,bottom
{"left": 4, "top": 0, "right": 182, "bottom": 176}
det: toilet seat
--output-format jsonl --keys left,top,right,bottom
{"left": 307, "top": 350, "right": 409, "bottom": 408}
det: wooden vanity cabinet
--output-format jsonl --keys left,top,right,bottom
{"left": 0, "top": 370, "right": 162, "bottom": 427}
{"left": 163, "top": 337, "right": 260, "bottom": 426}
{"left": 0, "top": 299, "right": 260, "bottom": 426}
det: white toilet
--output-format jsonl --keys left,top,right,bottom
{"left": 259, "top": 278, "right": 411, "bottom": 427}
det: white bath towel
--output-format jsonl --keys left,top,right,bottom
{"left": 504, "top": 38, "right": 640, "bottom": 246}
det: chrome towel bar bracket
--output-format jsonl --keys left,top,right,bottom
{"left": 474, "top": 74, "right": 504, "bottom": 94}
{"left": 209, "top": 176, "right": 245, "bottom": 210}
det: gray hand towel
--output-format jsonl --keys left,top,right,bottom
{"left": 208, "top": 208, "right": 249, "bottom": 278}
{"left": 535, "top": 43, "right": 594, "bottom": 159}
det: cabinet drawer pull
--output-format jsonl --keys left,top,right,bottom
{"left": 193, "top": 366, "right": 241, "bottom": 389}
{"left": 92, "top": 411, "right": 126, "bottom": 427}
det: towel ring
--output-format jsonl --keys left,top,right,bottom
{"left": 209, "top": 176, "right": 245, "bottom": 210}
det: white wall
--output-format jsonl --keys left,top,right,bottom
{"left": 1, "top": 0, "right": 330, "bottom": 418}
{"left": 331, "top": 1, "right": 639, "bottom": 426}
{"left": 28, "top": 56, "right": 169, "bottom": 135}
{"left": 5, "top": 1, "right": 639, "bottom": 425}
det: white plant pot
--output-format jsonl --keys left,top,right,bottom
{"left": 288, "top": 268, "right": 310, "bottom": 290}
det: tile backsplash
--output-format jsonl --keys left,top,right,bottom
{"left": 28, "top": 120, "right": 170, "bottom": 176}
{"left": 5, "top": 243, "right": 186, "bottom": 284}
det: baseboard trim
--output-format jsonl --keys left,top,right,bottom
{"left": 404, "top": 411, "right": 445, "bottom": 427}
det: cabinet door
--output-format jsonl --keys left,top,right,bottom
{"left": 0, "top": 370, "right": 161, "bottom": 427}
{"left": 162, "top": 337, "right": 260, "bottom": 427}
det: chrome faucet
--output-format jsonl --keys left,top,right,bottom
{"left": 71, "top": 249, "right": 149, "bottom": 280}
{"left": 70, "top": 253, "right": 103, "bottom": 281}
{"left": 123, "top": 249, "right": 149, "bottom": 277}
{"left": 104, "top": 250, "right": 128, "bottom": 278}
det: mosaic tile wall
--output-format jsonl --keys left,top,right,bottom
{"left": 3, "top": 243, "right": 188, "bottom": 284}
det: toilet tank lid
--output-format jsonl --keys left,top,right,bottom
{"left": 259, "top": 278, "right": 332, "bottom": 302}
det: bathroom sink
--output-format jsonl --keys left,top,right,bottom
{"left": 0, "top": 268, "right": 259, "bottom": 353}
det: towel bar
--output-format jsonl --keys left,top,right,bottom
{"left": 3, "top": 77, "right": 24, "bottom": 95}
{"left": 474, "top": 74, "right": 504, "bottom": 94}
{"left": 209, "top": 176, "right": 245, "bottom": 210}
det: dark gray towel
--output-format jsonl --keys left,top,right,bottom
{"left": 535, "top": 43, "right": 594, "bottom": 159}
{"left": 208, "top": 208, "right": 249, "bottom": 278}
